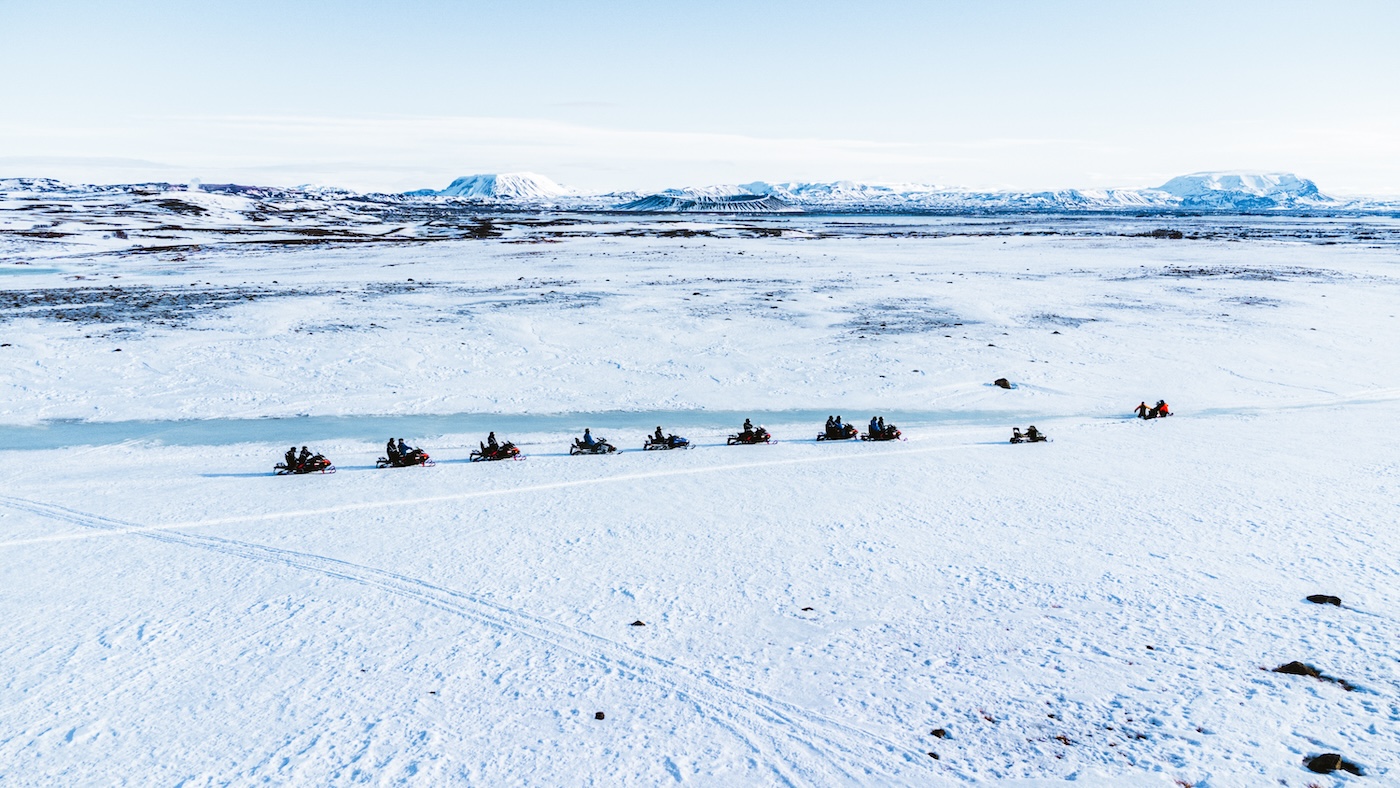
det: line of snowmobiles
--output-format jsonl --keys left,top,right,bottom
{"left": 269, "top": 407, "right": 1088, "bottom": 475}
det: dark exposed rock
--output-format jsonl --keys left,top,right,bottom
{"left": 595, "top": 711, "right": 605, "bottom": 720}
{"left": 1306, "top": 594, "right": 1342, "bottom": 606}
{"left": 1273, "top": 661, "right": 1322, "bottom": 678}
{"left": 630, "top": 620, "right": 646, "bottom": 626}
{"left": 993, "top": 378, "right": 1011, "bottom": 389}
{"left": 1271, "top": 661, "right": 1357, "bottom": 691}
{"left": 1306, "top": 752, "right": 1362, "bottom": 775}
{"left": 930, "top": 728, "right": 947, "bottom": 738}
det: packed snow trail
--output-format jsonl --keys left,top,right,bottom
{"left": 0, "top": 437, "right": 992, "bottom": 547}
{"left": 0, "top": 494, "right": 937, "bottom": 783}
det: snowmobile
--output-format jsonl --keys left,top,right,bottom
{"left": 570, "top": 437, "right": 618, "bottom": 455}
{"left": 727, "top": 427, "right": 772, "bottom": 445}
{"left": 470, "top": 442, "right": 521, "bottom": 462}
{"left": 861, "top": 425, "right": 903, "bottom": 442}
{"left": 817, "top": 422, "right": 859, "bottom": 441}
{"left": 376, "top": 448, "right": 433, "bottom": 468}
{"left": 275, "top": 454, "right": 335, "bottom": 475}
{"left": 643, "top": 434, "right": 691, "bottom": 451}
{"left": 1009, "top": 427, "right": 1049, "bottom": 444}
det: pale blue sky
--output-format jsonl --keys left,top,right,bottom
{"left": 2, "top": 1, "right": 1397, "bottom": 193}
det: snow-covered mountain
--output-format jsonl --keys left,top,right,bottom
{"left": 1153, "top": 172, "right": 1328, "bottom": 209}
{"left": 408, "top": 172, "right": 568, "bottom": 201}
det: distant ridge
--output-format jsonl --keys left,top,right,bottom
{"left": 7, "top": 171, "right": 1395, "bottom": 215}
{"left": 618, "top": 193, "right": 800, "bottom": 213}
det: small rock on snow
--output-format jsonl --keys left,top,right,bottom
{"left": 1306, "top": 594, "right": 1342, "bottom": 606}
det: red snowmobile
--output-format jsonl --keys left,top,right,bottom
{"left": 470, "top": 442, "right": 521, "bottom": 462}
{"left": 861, "top": 424, "right": 903, "bottom": 442}
{"left": 275, "top": 453, "right": 335, "bottom": 475}
{"left": 727, "top": 426, "right": 772, "bottom": 445}
{"left": 377, "top": 448, "right": 433, "bottom": 468}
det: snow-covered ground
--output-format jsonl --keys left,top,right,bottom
{"left": 1, "top": 215, "right": 1397, "bottom": 785}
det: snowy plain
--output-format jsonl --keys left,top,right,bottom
{"left": 1, "top": 206, "right": 1398, "bottom": 785}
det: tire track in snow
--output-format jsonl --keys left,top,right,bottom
{"left": 0, "top": 598, "right": 309, "bottom": 724}
{"left": 0, "top": 495, "right": 933, "bottom": 784}
{"left": 0, "top": 440, "right": 990, "bottom": 547}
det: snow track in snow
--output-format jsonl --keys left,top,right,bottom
{"left": 0, "top": 494, "right": 935, "bottom": 783}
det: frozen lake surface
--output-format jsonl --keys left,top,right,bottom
{"left": 1, "top": 212, "right": 1397, "bottom": 785}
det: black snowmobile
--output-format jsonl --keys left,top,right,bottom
{"left": 1010, "top": 427, "right": 1049, "bottom": 444}
{"left": 570, "top": 437, "right": 618, "bottom": 455}
{"left": 817, "top": 422, "right": 859, "bottom": 441}
{"left": 643, "top": 433, "right": 691, "bottom": 450}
